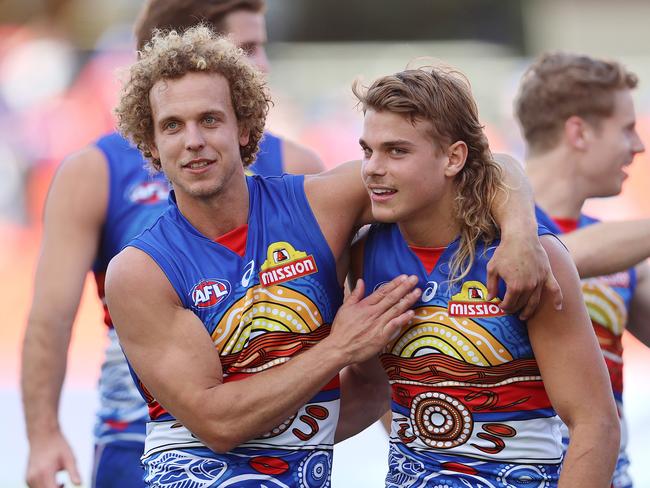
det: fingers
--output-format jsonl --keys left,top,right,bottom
{"left": 369, "top": 275, "right": 419, "bottom": 313}
{"left": 344, "top": 279, "right": 365, "bottom": 306}
{"left": 379, "top": 287, "right": 422, "bottom": 324}
{"left": 486, "top": 262, "right": 499, "bottom": 301}
{"left": 62, "top": 453, "right": 82, "bottom": 486}
{"left": 546, "top": 273, "right": 563, "bottom": 311}
{"left": 499, "top": 283, "right": 529, "bottom": 314}
{"left": 383, "top": 309, "right": 415, "bottom": 342}
{"left": 364, "top": 275, "right": 407, "bottom": 306}
{"left": 518, "top": 284, "right": 541, "bottom": 321}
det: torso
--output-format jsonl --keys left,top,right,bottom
{"left": 130, "top": 175, "right": 343, "bottom": 486}
{"left": 363, "top": 223, "right": 563, "bottom": 487}
{"left": 92, "top": 131, "right": 287, "bottom": 445}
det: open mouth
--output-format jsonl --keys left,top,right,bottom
{"left": 183, "top": 159, "right": 215, "bottom": 170}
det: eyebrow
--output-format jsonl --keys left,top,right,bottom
{"left": 358, "top": 138, "right": 416, "bottom": 148}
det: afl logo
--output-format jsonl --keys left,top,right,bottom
{"left": 190, "top": 279, "right": 231, "bottom": 308}
{"left": 128, "top": 181, "right": 169, "bottom": 204}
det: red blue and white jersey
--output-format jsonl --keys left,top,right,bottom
{"left": 91, "top": 131, "right": 286, "bottom": 446}
{"left": 128, "top": 175, "right": 342, "bottom": 487}
{"left": 362, "top": 223, "right": 563, "bottom": 487}
{"left": 536, "top": 207, "right": 636, "bottom": 488}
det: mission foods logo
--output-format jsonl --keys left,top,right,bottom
{"left": 259, "top": 241, "right": 318, "bottom": 287}
{"left": 191, "top": 279, "right": 231, "bottom": 308}
{"left": 447, "top": 280, "right": 505, "bottom": 317}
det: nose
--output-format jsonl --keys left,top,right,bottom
{"left": 185, "top": 123, "right": 206, "bottom": 152}
{"left": 362, "top": 151, "right": 387, "bottom": 179}
{"left": 249, "top": 47, "right": 270, "bottom": 74}
{"left": 632, "top": 130, "right": 645, "bottom": 155}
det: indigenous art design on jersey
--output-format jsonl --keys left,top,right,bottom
{"left": 130, "top": 175, "right": 342, "bottom": 487}
{"left": 91, "top": 132, "right": 287, "bottom": 446}
{"left": 535, "top": 207, "right": 636, "bottom": 488}
{"left": 363, "top": 223, "right": 563, "bottom": 487}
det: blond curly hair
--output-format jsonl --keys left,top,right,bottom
{"left": 353, "top": 66, "right": 505, "bottom": 286}
{"left": 116, "top": 24, "right": 270, "bottom": 171}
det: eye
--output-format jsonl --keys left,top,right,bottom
{"left": 163, "top": 120, "right": 179, "bottom": 131}
{"left": 203, "top": 115, "right": 217, "bottom": 125}
{"left": 360, "top": 146, "right": 372, "bottom": 159}
{"left": 389, "top": 147, "right": 407, "bottom": 156}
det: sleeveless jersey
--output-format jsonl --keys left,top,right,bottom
{"left": 91, "top": 131, "right": 285, "bottom": 445}
{"left": 363, "top": 223, "right": 564, "bottom": 488}
{"left": 129, "top": 175, "right": 342, "bottom": 487}
{"left": 536, "top": 207, "right": 636, "bottom": 488}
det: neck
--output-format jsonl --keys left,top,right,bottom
{"left": 175, "top": 173, "right": 250, "bottom": 239}
{"left": 526, "top": 146, "right": 586, "bottom": 219}
{"left": 398, "top": 191, "right": 460, "bottom": 248}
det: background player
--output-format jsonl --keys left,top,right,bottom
{"left": 21, "top": 1, "right": 323, "bottom": 488}
{"left": 516, "top": 51, "right": 649, "bottom": 487}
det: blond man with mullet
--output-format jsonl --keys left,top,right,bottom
{"left": 339, "top": 66, "right": 620, "bottom": 487}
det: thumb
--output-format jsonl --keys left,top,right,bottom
{"left": 345, "top": 279, "right": 365, "bottom": 305}
{"left": 62, "top": 452, "right": 82, "bottom": 486}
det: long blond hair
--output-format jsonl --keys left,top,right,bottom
{"left": 353, "top": 66, "right": 506, "bottom": 285}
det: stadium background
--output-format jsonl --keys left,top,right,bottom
{"left": 1, "top": 0, "right": 649, "bottom": 486}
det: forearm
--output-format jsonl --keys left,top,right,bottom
{"left": 21, "top": 316, "right": 73, "bottom": 440}
{"left": 559, "top": 419, "right": 620, "bottom": 487}
{"left": 561, "top": 220, "right": 650, "bottom": 278}
{"left": 171, "top": 336, "right": 349, "bottom": 453}
{"left": 492, "top": 153, "right": 536, "bottom": 236}
{"left": 335, "top": 362, "right": 389, "bottom": 442}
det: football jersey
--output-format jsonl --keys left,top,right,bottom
{"left": 129, "top": 175, "right": 342, "bottom": 487}
{"left": 91, "top": 131, "right": 286, "bottom": 446}
{"left": 363, "top": 223, "right": 564, "bottom": 487}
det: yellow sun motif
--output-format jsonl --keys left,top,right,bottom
{"left": 581, "top": 279, "right": 627, "bottom": 336}
{"left": 211, "top": 284, "right": 323, "bottom": 354}
{"left": 388, "top": 306, "right": 513, "bottom": 366}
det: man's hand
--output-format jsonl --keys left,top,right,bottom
{"left": 326, "top": 275, "right": 421, "bottom": 365}
{"left": 487, "top": 233, "right": 563, "bottom": 320}
{"left": 26, "top": 431, "right": 82, "bottom": 488}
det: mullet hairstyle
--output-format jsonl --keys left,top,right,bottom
{"left": 134, "top": 0, "right": 265, "bottom": 51}
{"left": 116, "top": 25, "right": 270, "bottom": 171}
{"left": 353, "top": 67, "right": 505, "bottom": 286}
{"left": 515, "top": 51, "right": 638, "bottom": 155}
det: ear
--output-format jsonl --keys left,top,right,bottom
{"left": 444, "top": 141, "right": 468, "bottom": 177}
{"left": 149, "top": 141, "right": 160, "bottom": 160}
{"left": 564, "top": 115, "right": 589, "bottom": 151}
{"left": 239, "top": 127, "right": 250, "bottom": 147}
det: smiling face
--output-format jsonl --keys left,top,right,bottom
{"left": 360, "top": 109, "right": 464, "bottom": 236}
{"left": 579, "top": 89, "right": 645, "bottom": 197}
{"left": 149, "top": 71, "right": 249, "bottom": 203}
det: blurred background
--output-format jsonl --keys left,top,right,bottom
{"left": 2, "top": 0, "right": 649, "bottom": 486}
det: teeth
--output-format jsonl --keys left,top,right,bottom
{"left": 373, "top": 188, "right": 394, "bottom": 195}
{"left": 188, "top": 161, "right": 209, "bottom": 169}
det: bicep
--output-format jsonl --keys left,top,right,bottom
{"left": 105, "top": 248, "right": 223, "bottom": 425}
{"left": 527, "top": 236, "right": 613, "bottom": 426}
{"left": 29, "top": 147, "right": 108, "bottom": 323}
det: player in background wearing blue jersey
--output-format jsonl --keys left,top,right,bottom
{"left": 339, "top": 66, "right": 619, "bottom": 487}
{"left": 515, "top": 52, "right": 649, "bottom": 488}
{"left": 21, "top": 2, "right": 323, "bottom": 488}
{"left": 105, "top": 27, "right": 562, "bottom": 486}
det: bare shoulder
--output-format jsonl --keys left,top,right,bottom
{"left": 47, "top": 145, "right": 109, "bottom": 222}
{"left": 281, "top": 138, "right": 324, "bottom": 175}
{"left": 106, "top": 247, "right": 174, "bottom": 301}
